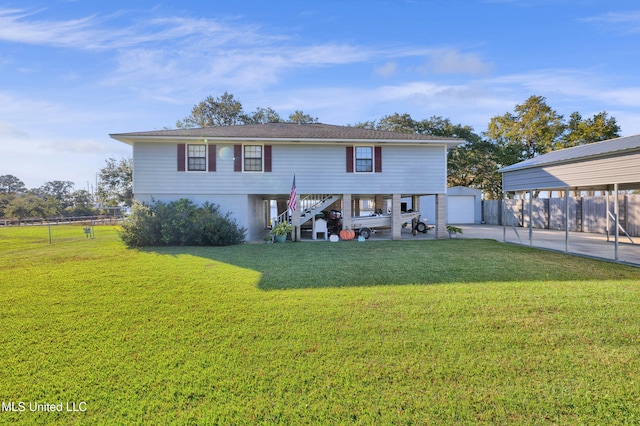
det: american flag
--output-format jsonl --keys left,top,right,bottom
{"left": 287, "top": 175, "right": 297, "bottom": 212}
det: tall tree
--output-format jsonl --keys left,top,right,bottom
{"left": 175, "top": 92, "right": 316, "bottom": 128}
{"left": 0, "top": 175, "right": 26, "bottom": 194}
{"left": 97, "top": 157, "right": 133, "bottom": 207}
{"left": 448, "top": 139, "right": 502, "bottom": 199}
{"left": 288, "top": 110, "right": 318, "bottom": 124}
{"left": 244, "top": 107, "right": 282, "bottom": 124}
{"left": 176, "top": 91, "right": 245, "bottom": 128}
{"left": 558, "top": 111, "right": 620, "bottom": 149}
{"left": 67, "top": 189, "right": 95, "bottom": 216}
{"left": 4, "top": 194, "right": 58, "bottom": 221}
{"left": 375, "top": 113, "right": 417, "bottom": 133}
{"left": 35, "top": 180, "right": 75, "bottom": 208}
{"left": 486, "top": 96, "right": 620, "bottom": 169}
{"left": 354, "top": 113, "right": 501, "bottom": 198}
{"left": 0, "top": 193, "right": 16, "bottom": 218}
{"left": 486, "top": 95, "right": 565, "bottom": 167}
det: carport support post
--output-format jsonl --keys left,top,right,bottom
{"left": 528, "top": 190, "right": 533, "bottom": 247}
{"left": 614, "top": 183, "right": 619, "bottom": 260}
{"left": 502, "top": 191, "right": 506, "bottom": 243}
{"left": 565, "top": 186, "right": 570, "bottom": 253}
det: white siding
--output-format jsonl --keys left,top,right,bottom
{"left": 133, "top": 142, "right": 447, "bottom": 196}
{"left": 132, "top": 140, "right": 449, "bottom": 241}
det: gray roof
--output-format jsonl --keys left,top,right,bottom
{"left": 110, "top": 122, "right": 463, "bottom": 147}
{"left": 499, "top": 134, "right": 640, "bottom": 173}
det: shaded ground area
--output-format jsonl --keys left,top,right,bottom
{"left": 457, "top": 225, "right": 640, "bottom": 267}
{"left": 302, "top": 224, "right": 639, "bottom": 267}
{"left": 147, "top": 239, "right": 640, "bottom": 290}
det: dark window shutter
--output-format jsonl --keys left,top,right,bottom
{"left": 346, "top": 146, "right": 354, "bottom": 173}
{"left": 177, "top": 144, "right": 185, "bottom": 171}
{"left": 208, "top": 145, "right": 216, "bottom": 172}
{"left": 234, "top": 144, "right": 242, "bottom": 172}
{"left": 374, "top": 146, "right": 382, "bottom": 173}
{"left": 264, "top": 145, "right": 272, "bottom": 172}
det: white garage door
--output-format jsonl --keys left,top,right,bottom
{"left": 448, "top": 195, "right": 475, "bottom": 224}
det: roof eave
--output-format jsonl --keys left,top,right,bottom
{"left": 110, "top": 134, "right": 462, "bottom": 148}
{"left": 499, "top": 146, "right": 640, "bottom": 173}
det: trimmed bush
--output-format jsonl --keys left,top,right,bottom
{"left": 119, "top": 199, "right": 246, "bottom": 247}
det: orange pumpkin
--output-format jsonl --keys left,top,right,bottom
{"left": 339, "top": 228, "right": 355, "bottom": 240}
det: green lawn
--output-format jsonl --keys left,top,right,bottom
{"left": 1, "top": 225, "right": 640, "bottom": 424}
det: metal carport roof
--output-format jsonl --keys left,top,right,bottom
{"left": 499, "top": 134, "right": 640, "bottom": 263}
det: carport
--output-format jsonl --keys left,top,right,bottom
{"left": 499, "top": 134, "right": 640, "bottom": 263}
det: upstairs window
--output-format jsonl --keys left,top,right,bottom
{"left": 355, "top": 146, "right": 373, "bottom": 172}
{"left": 187, "top": 144, "right": 206, "bottom": 171}
{"left": 244, "top": 145, "right": 263, "bottom": 172}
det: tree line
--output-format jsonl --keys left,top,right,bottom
{"left": 175, "top": 92, "right": 620, "bottom": 199}
{"left": 352, "top": 96, "right": 619, "bottom": 199}
{"left": 0, "top": 157, "right": 132, "bottom": 222}
{"left": 1, "top": 92, "right": 621, "bottom": 221}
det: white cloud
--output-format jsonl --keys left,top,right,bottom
{"left": 0, "top": 8, "right": 105, "bottom": 48}
{"left": 0, "top": 8, "right": 261, "bottom": 50}
{"left": 40, "top": 139, "right": 116, "bottom": 154}
{"left": 374, "top": 61, "right": 397, "bottom": 78}
{"left": 488, "top": 69, "right": 640, "bottom": 109}
{"left": 104, "top": 39, "right": 375, "bottom": 101}
{"left": 582, "top": 11, "right": 640, "bottom": 33}
{"left": 419, "top": 49, "right": 494, "bottom": 75}
{"left": 0, "top": 122, "right": 30, "bottom": 139}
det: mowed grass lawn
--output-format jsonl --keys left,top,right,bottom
{"left": 1, "top": 225, "right": 640, "bottom": 425}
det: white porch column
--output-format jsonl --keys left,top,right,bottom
{"left": 342, "top": 194, "right": 352, "bottom": 230}
{"left": 392, "top": 193, "right": 402, "bottom": 240}
{"left": 435, "top": 193, "right": 447, "bottom": 239}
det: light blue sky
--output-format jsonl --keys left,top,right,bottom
{"left": 2, "top": 0, "right": 640, "bottom": 189}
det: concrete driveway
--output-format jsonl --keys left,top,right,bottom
{"left": 455, "top": 224, "right": 640, "bottom": 267}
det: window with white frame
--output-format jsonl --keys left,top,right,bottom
{"left": 187, "top": 144, "right": 206, "bottom": 171}
{"left": 355, "top": 146, "right": 373, "bottom": 172}
{"left": 244, "top": 145, "right": 263, "bottom": 172}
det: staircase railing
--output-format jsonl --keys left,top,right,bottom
{"left": 274, "top": 194, "right": 340, "bottom": 226}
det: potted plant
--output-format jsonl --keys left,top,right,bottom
{"left": 271, "top": 222, "right": 294, "bottom": 243}
{"left": 446, "top": 225, "right": 463, "bottom": 238}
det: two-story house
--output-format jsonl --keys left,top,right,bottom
{"left": 110, "top": 123, "right": 461, "bottom": 241}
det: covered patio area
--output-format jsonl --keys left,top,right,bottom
{"left": 499, "top": 134, "right": 640, "bottom": 264}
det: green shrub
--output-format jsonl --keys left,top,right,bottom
{"left": 119, "top": 199, "right": 246, "bottom": 247}
{"left": 119, "top": 201, "right": 161, "bottom": 247}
